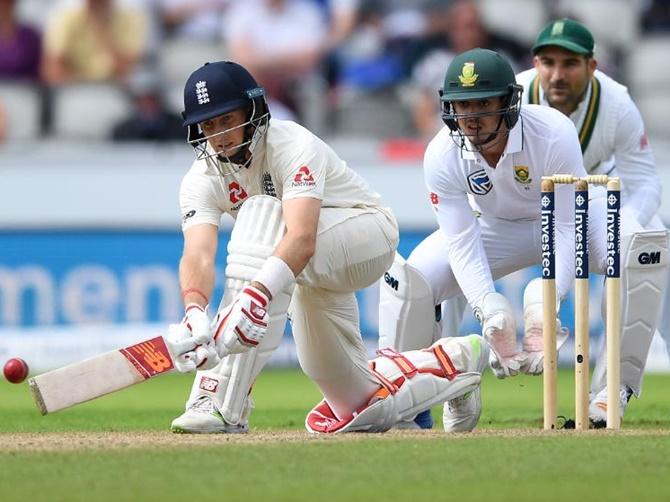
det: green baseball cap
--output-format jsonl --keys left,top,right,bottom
{"left": 532, "top": 18, "right": 594, "bottom": 56}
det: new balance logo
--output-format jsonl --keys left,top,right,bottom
{"left": 199, "top": 376, "right": 218, "bottom": 392}
{"left": 196, "top": 81, "right": 210, "bottom": 105}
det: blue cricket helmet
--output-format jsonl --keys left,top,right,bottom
{"left": 182, "top": 61, "right": 267, "bottom": 127}
{"left": 181, "top": 61, "right": 270, "bottom": 171}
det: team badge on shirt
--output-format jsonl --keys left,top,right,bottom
{"left": 458, "top": 62, "right": 478, "bottom": 87}
{"left": 513, "top": 165, "right": 532, "bottom": 188}
{"left": 467, "top": 170, "right": 492, "bottom": 195}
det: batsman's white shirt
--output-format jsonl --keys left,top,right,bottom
{"left": 179, "top": 119, "right": 384, "bottom": 230}
{"left": 179, "top": 119, "right": 399, "bottom": 418}
{"left": 423, "top": 104, "right": 588, "bottom": 311}
{"left": 517, "top": 68, "right": 660, "bottom": 228}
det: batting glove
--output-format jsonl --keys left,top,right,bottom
{"left": 165, "top": 304, "right": 220, "bottom": 373}
{"left": 212, "top": 286, "right": 269, "bottom": 357}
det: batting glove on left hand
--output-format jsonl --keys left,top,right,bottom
{"left": 212, "top": 286, "right": 269, "bottom": 357}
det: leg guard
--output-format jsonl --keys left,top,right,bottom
{"left": 185, "top": 196, "right": 293, "bottom": 425}
{"left": 305, "top": 335, "right": 487, "bottom": 433}
{"left": 378, "top": 252, "right": 439, "bottom": 351}
{"left": 592, "top": 229, "right": 669, "bottom": 396}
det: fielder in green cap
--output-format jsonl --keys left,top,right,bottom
{"left": 516, "top": 19, "right": 669, "bottom": 428}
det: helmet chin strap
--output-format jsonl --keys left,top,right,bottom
{"left": 454, "top": 114, "right": 508, "bottom": 153}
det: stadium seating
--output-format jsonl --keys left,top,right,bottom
{"left": 556, "top": 0, "right": 642, "bottom": 49}
{"left": 51, "top": 84, "right": 131, "bottom": 140}
{"left": 627, "top": 35, "right": 670, "bottom": 138}
{"left": 0, "top": 83, "right": 42, "bottom": 140}
{"left": 479, "top": 0, "right": 547, "bottom": 44}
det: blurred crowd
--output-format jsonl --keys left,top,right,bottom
{"left": 1, "top": 0, "right": 669, "bottom": 143}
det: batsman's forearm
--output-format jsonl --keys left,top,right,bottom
{"left": 179, "top": 254, "right": 215, "bottom": 306}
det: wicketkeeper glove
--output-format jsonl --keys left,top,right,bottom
{"left": 476, "top": 292, "right": 526, "bottom": 379}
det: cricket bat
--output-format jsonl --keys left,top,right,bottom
{"left": 28, "top": 336, "right": 175, "bottom": 415}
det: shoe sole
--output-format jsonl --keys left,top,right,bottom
{"left": 171, "top": 424, "right": 249, "bottom": 434}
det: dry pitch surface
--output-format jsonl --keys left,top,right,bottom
{"left": 3, "top": 428, "right": 670, "bottom": 451}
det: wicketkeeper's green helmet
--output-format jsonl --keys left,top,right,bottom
{"left": 439, "top": 48, "right": 523, "bottom": 133}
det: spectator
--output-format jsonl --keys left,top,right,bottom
{"left": 42, "top": 0, "right": 147, "bottom": 84}
{"left": 111, "top": 67, "right": 183, "bottom": 142}
{"left": 335, "top": 0, "right": 422, "bottom": 91}
{"left": 159, "top": 0, "right": 231, "bottom": 42}
{"left": 641, "top": 0, "right": 670, "bottom": 33}
{"left": 0, "top": 99, "right": 6, "bottom": 142}
{"left": 0, "top": 0, "right": 42, "bottom": 81}
{"left": 409, "top": 0, "right": 529, "bottom": 138}
{"left": 225, "top": 0, "right": 328, "bottom": 118}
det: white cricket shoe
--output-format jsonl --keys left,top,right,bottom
{"left": 442, "top": 334, "right": 490, "bottom": 432}
{"left": 171, "top": 396, "right": 248, "bottom": 434}
{"left": 588, "top": 386, "right": 633, "bottom": 428}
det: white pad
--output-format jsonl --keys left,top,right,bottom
{"left": 185, "top": 196, "right": 293, "bottom": 424}
{"left": 378, "top": 252, "right": 439, "bottom": 351}
{"left": 592, "top": 229, "right": 669, "bottom": 396}
{"left": 305, "top": 335, "right": 487, "bottom": 433}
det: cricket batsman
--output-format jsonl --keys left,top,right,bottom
{"left": 515, "top": 18, "right": 669, "bottom": 426}
{"left": 378, "top": 48, "right": 622, "bottom": 432}
{"left": 163, "top": 61, "right": 488, "bottom": 434}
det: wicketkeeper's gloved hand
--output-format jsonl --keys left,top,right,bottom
{"left": 165, "top": 304, "right": 219, "bottom": 373}
{"left": 477, "top": 292, "right": 526, "bottom": 379}
{"left": 212, "top": 286, "right": 269, "bottom": 357}
{"left": 521, "top": 303, "right": 569, "bottom": 375}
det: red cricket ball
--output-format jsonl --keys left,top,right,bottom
{"left": 3, "top": 358, "right": 29, "bottom": 384}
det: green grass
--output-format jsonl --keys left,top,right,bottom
{"left": 1, "top": 369, "right": 670, "bottom": 501}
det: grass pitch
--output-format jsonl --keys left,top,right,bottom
{"left": 1, "top": 369, "right": 670, "bottom": 501}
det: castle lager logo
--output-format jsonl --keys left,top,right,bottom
{"left": 458, "top": 62, "right": 478, "bottom": 87}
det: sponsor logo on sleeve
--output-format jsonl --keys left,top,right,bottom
{"left": 467, "top": 170, "right": 492, "bottom": 195}
{"left": 182, "top": 209, "right": 196, "bottom": 222}
{"left": 292, "top": 166, "right": 316, "bottom": 187}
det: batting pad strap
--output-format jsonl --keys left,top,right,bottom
{"left": 253, "top": 256, "right": 295, "bottom": 299}
{"left": 376, "top": 348, "right": 418, "bottom": 378}
{"left": 368, "top": 361, "right": 402, "bottom": 395}
{"left": 429, "top": 344, "right": 459, "bottom": 381}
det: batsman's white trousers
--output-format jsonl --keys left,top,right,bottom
{"left": 291, "top": 206, "right": 399, "bottom": 419}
